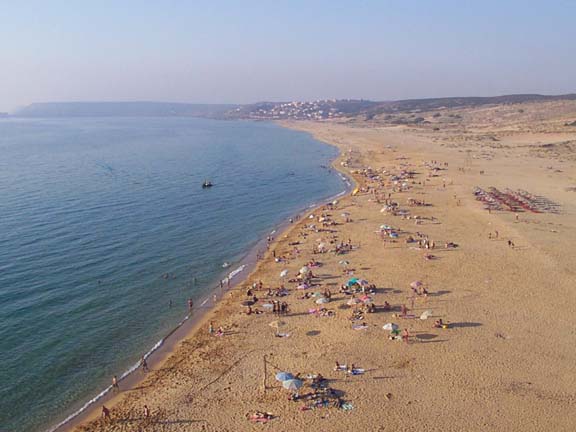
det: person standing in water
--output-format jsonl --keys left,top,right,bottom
{"left": 112, "top": 375, "right": 119, "bottom": 392}
{"left": 187, "top": 298, "right": 193, "bottom": 311}
{"left": 140, "top": 356, "right": 149, "bottom": 373}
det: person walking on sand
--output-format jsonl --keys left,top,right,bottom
{"left": 102, "top": 405, "right": 110, "bottom": 420}
{"left": 143, "top": 405, "right": 150, "bottom": 419}
{"left": 112, "top": 375, "right": 119, "bottom": 392}
{"left": 140, "top": 356, "right": 148, "bottom": 373}
{"left": 401, "top": 304, "right": 408, "bottom": 317}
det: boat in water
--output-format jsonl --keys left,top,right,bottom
{"left": 202, "top": 180, "right": 213, "bottom": 188}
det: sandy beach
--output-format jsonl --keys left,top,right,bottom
{"left": 68, "top": 105, "right": 576, "bottom": 431}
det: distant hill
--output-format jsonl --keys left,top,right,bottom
{"left": 222, "top": 94, "right": 576, "bottom": 120}
{"left": 363, "top": 94, "right": 576, "bottom": 116}
{"left": 224, "top": 99, "right": 379, "bottom": 120}
{"left": 13, "top": 94, "right": 576, "bottom": 120}
{"left": 14, "top": 102, "right": 237, "bottom": 118}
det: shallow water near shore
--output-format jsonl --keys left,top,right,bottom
{"left": 0, "top": 117, "right": 344, "bottom": 432}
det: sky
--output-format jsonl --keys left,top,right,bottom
{"left": 1, "top": 0, "right": 575, "bottom": 111}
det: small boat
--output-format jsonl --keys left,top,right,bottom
{"left": 202, "top": 180, "right": 213, "bottom": 188}
{"left": 222, "top": 262, "right": 230, "bottom": 268}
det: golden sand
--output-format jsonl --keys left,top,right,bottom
{"left": 70, "top": 114, "right": 576, "bottom": 432}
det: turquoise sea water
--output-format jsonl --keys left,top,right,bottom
{"left": 0, "top": 117, "right": 345, "bottom": 432}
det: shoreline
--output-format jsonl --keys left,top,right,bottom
{"left": 52, "top": 124, "right": 354, "bottom": 432}
{"left": 47, "top": 116, "right": 576, "bottom": 431}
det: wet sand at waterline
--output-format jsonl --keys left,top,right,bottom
{"left": 71, "top": 120, "right": 576, "bottom": 432}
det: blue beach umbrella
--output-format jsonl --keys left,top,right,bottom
{"left": 282, "top": 379, "right": 304, "bottom": 391}
{"left": 275, "top": 372, "right": 294, "bottom": 382}
{"left": 347, "top": 278, "right": 359, "bottom": 287}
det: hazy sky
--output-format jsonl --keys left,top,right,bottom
{"left": 1, "top": 0, "right": 575, "bottom": 111}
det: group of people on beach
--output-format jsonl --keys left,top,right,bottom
{"left": 96, "top": 155, "right": 473, "bottom": 428}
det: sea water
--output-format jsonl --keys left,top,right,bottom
{"left": 0, "top": 117, "right": 345, "bottom": 431}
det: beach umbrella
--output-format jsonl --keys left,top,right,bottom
{"left": 347, "top": 277, "right": 359, "bottom": 285}
{"left": 299, "top": 266, "right": 309, "bottom": 275}
{"left": 262, "top": 303, "right": 274, "bottom": 310}
{"left": 282, "top": 379, "right": 303, "bottom": 391}
{"left": 317, "top": 243, "right": 326, "bottom": 250}
{"left": 410, "top": 281, "right": 423, "bottom": 289}
{"left": 420, "top": 310, "right": 432, "bottom": 320}
{"left": 280, "top": 269, "right": 288, "bottom": 278}
{"left": 297, "top": 283, "right": 309, "bottom": 290}
{"left": 241, "top": 300, "right": 254, "bottom": 306}
{"left": 316, "top": 297, "right": 330, "bottom": 304}
{"left": 332, "top": 200, "right": 339, "bottom": 206}
{"left": 359, "top": 279, "right": 369, "bottom": 286}
{"left": 380, "top": 224, "right": 391, "bottom": 230}
{"left": 275, "top": 372, "right": 294, "bottom": 382}
{"left": 390, "top": 232, "right": 398, "bottom": 238}
{"left": 383, "top": 323, "right": 399, "bottom": 331}
{"left": 312, "top": 291, "right": 323, "bottom": 297}
{"left": 339, "top": 260, "right": 350, "bottom": 266}
{"left": 347, "top": 298, "right": 361, "bottom": 306}
{"left": 341, "top": 212, "right": 350, "bottom": 217}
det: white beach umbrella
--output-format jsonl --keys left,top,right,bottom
{"left": 282, "top": 379, "right": 303, "bottom": 391}
{"left": 383, "top": 323, "right": 399, "bottom": 331}
{"left": 280, "top": 269, "right": 288, "bottom": 278}
{"left": 420, "top": 310, "right": 433, "bottom": 320}
{"left": 299, "top": 266, "right": 309, "bottom": 274}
